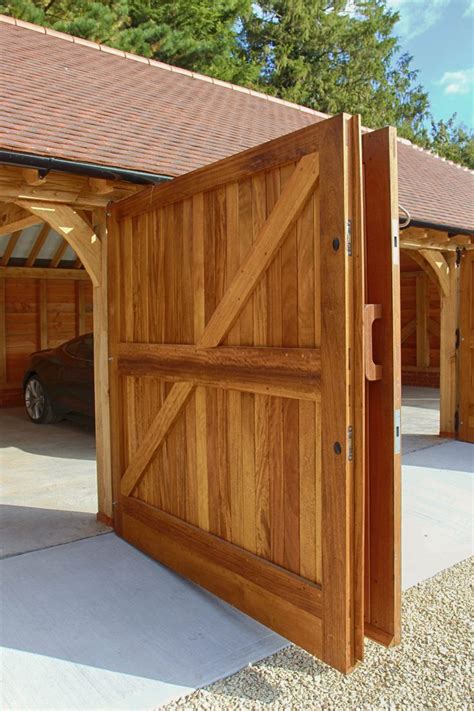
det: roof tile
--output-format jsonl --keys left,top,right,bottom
{"left": 0, "top": 14, "right": 472, "bottom": 232}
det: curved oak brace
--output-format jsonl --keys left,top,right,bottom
{"left": 418, "top": 249, "right": 449, "bottom": 298}
{"left": 405, "top": 250, "right": 440, "bottom": 292}
{"left": 16, "top": 200, "right": 101, "bottom": 286}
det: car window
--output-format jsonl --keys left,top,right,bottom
{"left": 65, "top": 335, "right": 93, "bottom": 361}
{"left": 76, "top": 335, "right": 93, "bottom": 360}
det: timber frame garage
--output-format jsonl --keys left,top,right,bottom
{"left": 0, "top": 14, "right": 473, "bottom": 674}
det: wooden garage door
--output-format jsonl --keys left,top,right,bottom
{"left": 459, "top": 250, "right": 474, "bottom": 443}
{"left": 108, "top": 114, "right": 389, "bottom": 673}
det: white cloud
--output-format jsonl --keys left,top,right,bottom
{"left": 464, "top": 1, "right": 474, "bottom": 17}
{"left": 438, "top": 68, "right": 474, "bottom": 95}
{"left": 387, "top": 0, "right": 451, "bottom": 40}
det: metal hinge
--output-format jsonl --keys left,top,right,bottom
{"left": 455, "top": 328, "right": 460, "bottom": 350}
{"left": 392, "top": 219, "right": 400, "bottom": 265}
{"left": 455, "top": 410, "right": 460, "bottom": 433}
{"left": 347, "top": 425, "right": 353, "bottom": 461}
{"left": 394, "top": 409, "right": 401, "bottom": 454}
{"left": 456, "top": 247, "right": 462, "bottom": 267}
{"left": 346, "top": 219, "right": 352, "bottom": 256}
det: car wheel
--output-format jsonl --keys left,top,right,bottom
{"left": 24, "top": 376, "right": 61, "bottom": 424}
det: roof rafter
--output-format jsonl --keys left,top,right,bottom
{"left": 0, "top": 202, "right": 41, "bottom": 237}
{"left": 1, "top": 229, "right": 22, "bottom": 266}
{"left": 25, "top": 222, "right": 50, "bottom": 266}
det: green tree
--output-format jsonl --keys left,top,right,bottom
{"left": 421, "top": 117, "right": 474, "bottom": 170}
{"left": 239, "top": 0, "right": 431, "bottom": 139}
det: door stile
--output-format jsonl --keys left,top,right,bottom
{"left": 362, "top": 127, "right": 402, "bottom": 647}
{"left": 320, "top": 114, "right": 365, "bottom": 672}
{"left": 107, "top": 207, "right": 125, "bottom": 536}
{"left": 349, "top": 115, "right": 366, "bottom": 664}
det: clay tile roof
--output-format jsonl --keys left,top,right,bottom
{"left": 0, "top": 14, "right": 473, "bottom": 232}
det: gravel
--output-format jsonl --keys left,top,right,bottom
{"left": 162, "top": 557, "right": 473, "bottom": 710}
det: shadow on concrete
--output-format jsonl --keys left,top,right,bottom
{"left": 0, "top": 504, "right": 110, "bottom": 558}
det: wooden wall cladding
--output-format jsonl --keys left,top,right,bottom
{"left": 109, "top": 115, "right": 366, "bottom": 673}
{"left": 0, "top": 276, "right": 93, "bottom": 406}
{"left": 400, "top": 251, "right": 440, "bottom": 387}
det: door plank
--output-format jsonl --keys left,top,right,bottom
{"left": 362, "top": 127, "right": 401, "bottom": 647}
{"left": 120, "top": 152, "right": 320, "bottom": 496}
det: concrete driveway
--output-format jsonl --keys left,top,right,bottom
{"left": 0, "top": 407, "right": 109, "bottom": 558}
{"left": 0, "top": 387, "right": 472, "bottom": 709}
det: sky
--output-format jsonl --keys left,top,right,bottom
{"left": 387, "top": 0, "right": 474, "bottom": 128}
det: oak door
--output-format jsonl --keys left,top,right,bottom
{"left": 459, "top": 250, "right": 474, "bottom": 442}
{"left": 108, "top": 114, "right": 400, "bottom": 673}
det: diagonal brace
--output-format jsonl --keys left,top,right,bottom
{"left": 120, "top": 151, "right": 320, "bottom": 496}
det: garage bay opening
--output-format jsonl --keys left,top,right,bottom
{"left": 0, "top": 216, "right": 110, "bottom": 558}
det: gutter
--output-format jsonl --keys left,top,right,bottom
{"left": 3, "top": 150, "right": 471, "bottom": 237}
{"left": 0, "top": 150, "right": 171, "bottom": 185}
{"left": 401, "top": 218, "right": 474, "bottom": 237}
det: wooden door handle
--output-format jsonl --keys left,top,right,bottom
{"left": 364, "top": 304, "right": 383, "bottom": 381}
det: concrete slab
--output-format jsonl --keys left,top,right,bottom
{"left": 0, "top": 408, "right": 108, "bottom": 557}
{"left": 402, "top": 439, "right": 473, "bottom": 589}
{"left": 0, "top": 534, "right": 286, "bottom": 710}
{"left": 401, "top": 386, "right": 450, "bottom": 454}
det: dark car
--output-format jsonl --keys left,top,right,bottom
{"left": 23, "top": 333, "right": 94, "bottom": 424}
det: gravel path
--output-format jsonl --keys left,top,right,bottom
{"left": 163, "top": 557, "right": 473, "bottom": 710}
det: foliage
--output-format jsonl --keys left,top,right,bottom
{"left": 420, "top": 117, "right": 474, "bottom": 170}
{"left": 1, "top": 0, "right": 472, "bottom": 168}
{"left": 239, "top": 1, "right": 431, "bottom": 137}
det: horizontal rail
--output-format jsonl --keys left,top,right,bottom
{"left": 117, "top": 343, "right": 321, "bottom": 401}
{"left": 0, "top": 266, "right": 90, "bottom": 280}
{"left": 122, "top": 496, "right": 323, "bottom": 620}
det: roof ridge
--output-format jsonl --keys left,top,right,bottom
{"left": 398, "top": 135, "right": 474, "bottom": 175}
{"left": 0, "top": 13, "right": 330, "bottom": 119}
{"left": 1, "top": 13, "right": 473, "bottom": 176}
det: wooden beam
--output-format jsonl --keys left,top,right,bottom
{"left": 405, "top": 250, "right": 440, "bottom": 289}
{"left": 401, "top": 239, "right": 460, "bottom": 252}
{"left": 89, "top": 178, "right": 114, "bottom": 195}
{"left": 401, "top": 319, "right": 416, "bottom": 344}
{"left": 76, "top": 281, "right": 87, "bottom": 335}
{"left": 416, "top": 272, "right": 430, "bottom": 368}
{"left": 117, "top": 343, "right": 321, "bottom": 400}
{"left": 440, "top": 252, "right": 460, "bottom": 436}
{"left": 39, "top": 280, "right": 48, "bottom": 350}
{"left": 92, "top": 208, "right": 113, "bottom": 521}
{"left": 0, "top": 266, "right": 90, "bottom": 280}
{"left": 50, "top": 238, "right": 68, "bottom": 268}
{"left": 0, "top": 203, "right": 41, "bottom": 237}
{"left": 419, "top": 249, "right": 449, "bottom": 297}
{"left": 16, "top": 201, "right": 101, "bottom": 285}
{"left": 25, "top": 223, "right": 50, "bottom": 266}
{"left": 0, "top": 165, "right": 138, "bottom": 208}
{"left": 1, "top": 230, "right": 22, "bottom": 266}
{"left": 22, "top": 168, "right": 47, "bottom": 186}
{"left": 120, "top": 151, "right": 320, "bottom": 497}
{"left": 427, "top": 318, "right": 439, "bottom": 338}
{"left": 0, "top": 279, "right": 6, "bottom": 383}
